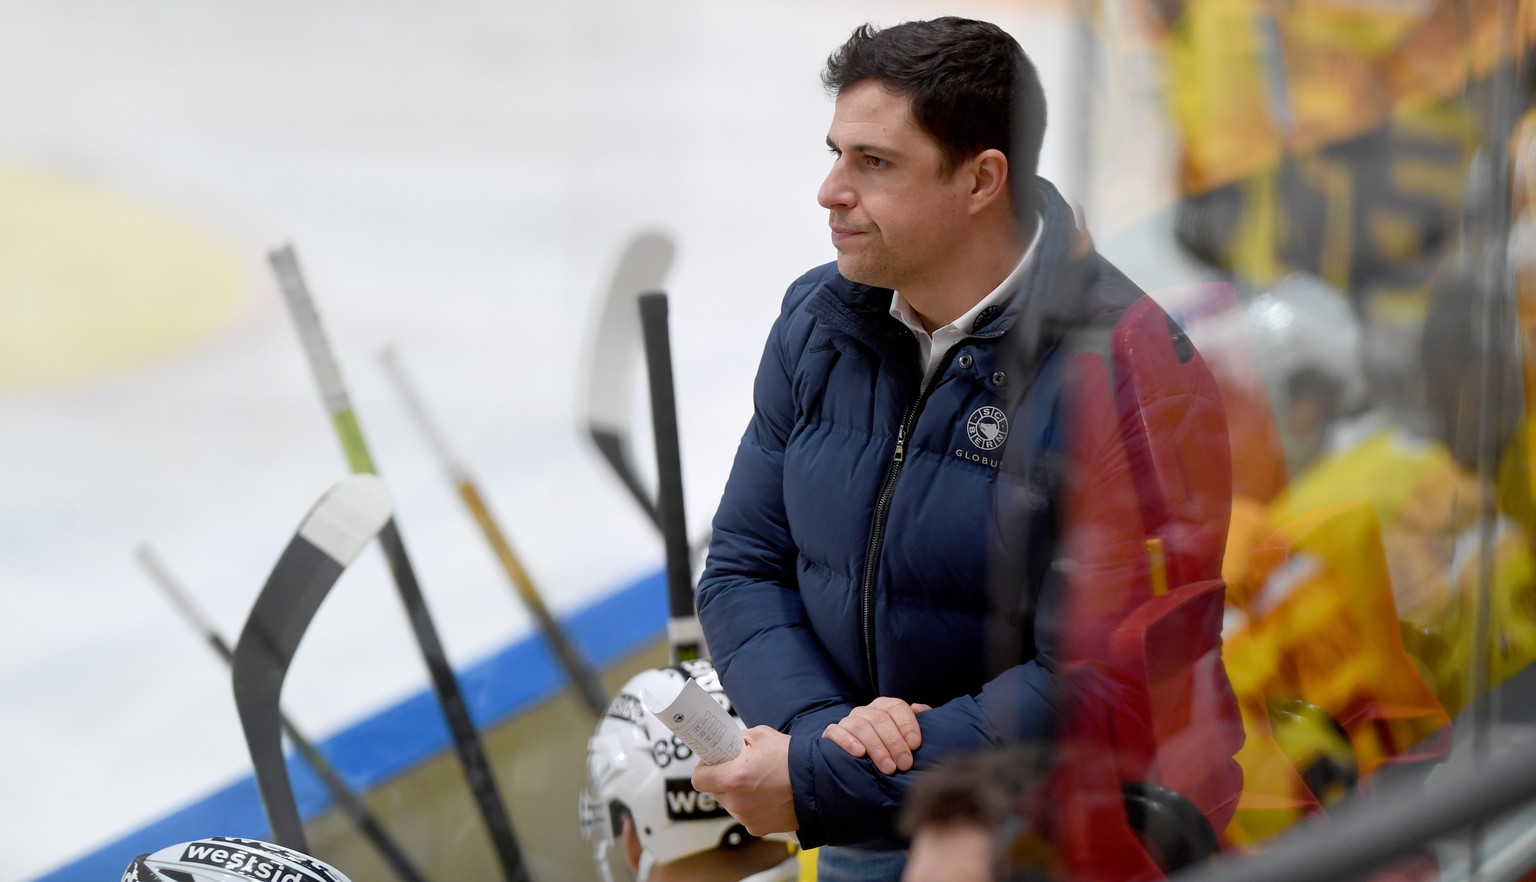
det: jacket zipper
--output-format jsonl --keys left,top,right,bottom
{"left": 859, "top": 347, "right": 961, "bottom": 696}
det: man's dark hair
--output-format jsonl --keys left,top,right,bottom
{"left": 822, "top": 17, "right": 1047, "bottom": 218}
{"left": 900, "top": 743, "right": 1061, "bottom": 881}
{"left": 899, "top": 742, "right": 1053, "bottom": 836}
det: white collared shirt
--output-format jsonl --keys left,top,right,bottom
{"left": 889, "top": 217, "right": 1043, "bottom": 383}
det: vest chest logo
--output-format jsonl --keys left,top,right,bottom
{"left": 966, "top": 405, "right": 1009, "bottom": 451}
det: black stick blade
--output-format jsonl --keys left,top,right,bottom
{"left": 233, "top": 475, "right": 393, "bottom": 852}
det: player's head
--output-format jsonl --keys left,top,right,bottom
{"left": 580, "top": 661, "right": 751, "bottom": 882}
{"left": 899, "top": 743, "right": 1060, "bottom": 882}
{"left": 122, "top": 837, "right": 352, "bottom": 882}
{"left": 1243, "top": 272, "right": 1368, "bottom": 475}
{"left": 821, "top": 17, "right": 1046, "bottom": 218}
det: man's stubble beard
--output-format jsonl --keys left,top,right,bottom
{"left": 837, "top": 243, "right": 906, "bottom": 291}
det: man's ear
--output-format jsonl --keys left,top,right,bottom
{"left": 968, "top": 148, "right": 1011, "bottom": 215}
{"left": 620, "top": 811, "right": 645, "bottom": 874}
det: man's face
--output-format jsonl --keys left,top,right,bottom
{"left": 818, "top": 79, "right": 974, "bottom": 291}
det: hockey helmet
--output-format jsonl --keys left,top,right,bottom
{"left": 580, "top": 660, "right": 748, "bottom": 880}
{"left": 122, "top": 837, "right": 352, "bottom": 882}
{"left": 1244, "top": 271, "right": 1368, "bottom": 415}
{"left": 1243, "top": 272, "right": 1370, "bottom": 474}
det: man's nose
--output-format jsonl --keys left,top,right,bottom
{"left": 818, "top": 160, "right": 853, "bottom": 210}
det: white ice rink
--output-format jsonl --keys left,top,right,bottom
{"left": 0, "top": 2, "right": 1182, "bottom": 878}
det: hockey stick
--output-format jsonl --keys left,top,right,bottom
{"left": 581, "top": 230, "right": 675, "bottom": 528}
{"left": 232, "top": 475, "right": 393, "bottom": 853}
{"left": 580, "top": 232, "right": 716, "bottom": 565}
{"left": 637, "top": 292, "right": 704, "bottom": 663}
{"left": 377, "top": 345, "right": 610, "bottom": 718}
{"left": 137, "top": 544, "right": 432, "bottom": 882}
{"left": 269, "top": 245, "right": 529, "bottom": 882}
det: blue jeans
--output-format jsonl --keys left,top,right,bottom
{"left": 814, "top": 845, "right": 909, "bottom": 882}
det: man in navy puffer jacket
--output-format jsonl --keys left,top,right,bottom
{"left": 692, "top": 17, "right": 1205, "bottom": 877}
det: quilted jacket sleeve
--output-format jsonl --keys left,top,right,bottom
{"left": 789, "top": 658, "right": 1062, "bottom": 846}
{"left": 697, "top": 276, "right": 863, "bottom": 754}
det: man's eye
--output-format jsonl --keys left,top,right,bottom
{"left": 865, "top": 156, "right": 887, "bottom": 169}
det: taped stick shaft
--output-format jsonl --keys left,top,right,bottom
{"left": 270, "top": 248, "right": 356, "bottom": 421}
{"left": 268, "top": 245, "right": 528, "bottom": 882}
{"left": 138, "top": 545, "right": 228, "bottom": 659}
{"left": 638, "top": 292, "right": 700, "bottom": 663}
{"left": 136, "top": 546, "right": 433, "bottom": 882}
{"left": 455, "top": 483, "right": 610, "bottom": 716}
{"left": 379, "top": 346, "right": 609, "bottom": 717}
{"left": 377, "top": 520, "right": 527, "bottom": 881}
{"left": 377, "top": 346, "right": 464, "bottom": 478}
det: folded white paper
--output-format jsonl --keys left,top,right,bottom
{"left": 642, "top": 677, "right": 743, "bottom": 765}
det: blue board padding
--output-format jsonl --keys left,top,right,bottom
{"left": 33, "top": 567, "right": 666, "bottom": 882}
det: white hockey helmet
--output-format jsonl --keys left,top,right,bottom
{"left": 580, "top": 660, "right": 748, "bottom": 880}
{"left": 1243, "top": 271, "right": 1368, "bottom": 415}
{"left": 122, "top": 837, "right": 352, "bottom": 882}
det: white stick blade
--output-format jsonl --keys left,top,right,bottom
{"left": 582, "top": 230, "right": 676, "bottom": 435}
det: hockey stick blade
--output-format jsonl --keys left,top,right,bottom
{"left": 233, "top": 475, "right": 393, "bottom": 854}
{"left": 138, "top": 545, "right": 433, "bottom": 882}
{"left": 638, "top": 292, "right": 704, "bottom": 663}
{"left": 581, "top": 230, "right": 675, "bottom": 527}
{"left": 579, "top": 232, "right": 714, "bottom": 570}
